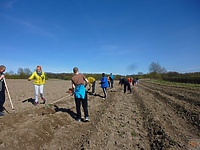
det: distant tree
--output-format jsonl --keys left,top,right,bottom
{"left": 148, "top": 62, "right": 167, "bottom": 73}
{"left": 17, "top": 67, "right": 24, "bottom": 75}
{"left": 138, "top": 72, "right": 144, "bottom": 75}
{"left": 8, "top": 70, "right": 15, "bottom": 75}
{"left": 17, "top": 67, "right": 31, "bottom": 79}
{"left": 24, "top": 68, "right": 32, "bottom": 75}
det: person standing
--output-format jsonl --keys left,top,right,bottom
{"left": 107, "top": 75, "right": 110, "bottom": 87}
{"left": 71, "top": 67, "right": 90, "bottom": 122}
{"left": 109, "top": 73, "right": 114, "bottom": 88}
{"left": 128, "top": 77, "right": 133, "bottom": 86}
{"left": 28, "top": 65, "right": 46, "bottom": 106}
{"left": 87, "top": 77, "right": 96, "bottom": 95}
{"left": 119, "top": 77, "right": 132, "bottom": 94}
{"left": 99, "top": 73, "right": 109, "bottom": 99}
{"left": 0, "top": 65, "right": 6, "bottom": 116}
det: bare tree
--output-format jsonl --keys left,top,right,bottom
{"left": 138, "top": 72, "right": 144, "bottom": 75}
{"left": 148, "top": 62, "right": 167, "bottom": 73}
{"left": 17, "top": 67, "right": 24, "bottom": 75}
{"left": 24, "top": 68, "right": 32, "bottom": 75}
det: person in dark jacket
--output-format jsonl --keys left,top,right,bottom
{"left": 0, "top": 65, "right": 6, "bottom": 116}
{"left": 118, "top": 77, "right": 132, "bottom": 94}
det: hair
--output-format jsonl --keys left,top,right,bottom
{"left": 73, "top": 67, "right": 79, "bottom": 73}
{"left": 37, "top": 65, "right": 42, "bottom": 70}
{"left": 0, "top": 65, "right": 6, "bottom": 70}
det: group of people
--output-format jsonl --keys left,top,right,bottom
{"left": 70, "top": 68, "right": 115, "bottom": 122}
{"left": 0, "top": 65, "right": 115, "bottom": 122}
{"left": 118, "top": 77, "right": 139, "bottom": 94}
{"left": 1, "top": 64, "right": 139, "bottom": 122}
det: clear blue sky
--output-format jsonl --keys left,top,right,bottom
{"left": 0, "top": 0, "right": 200, "bottom": 75}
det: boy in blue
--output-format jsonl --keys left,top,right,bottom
{"left": 99, "top": 73, "right": 109, "bottom": 99}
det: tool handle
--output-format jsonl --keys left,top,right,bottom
{"left": 3, "top": 78, "right": 14, "bottom": 111}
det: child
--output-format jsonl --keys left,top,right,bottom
{"left": 28, "top": 65, "right": 46, "bottom": 106}
{"left": 100, "top": 73, "right": 109, "bottom": 99}
{"left": 0, "top": 65, "right": 6, "bottom": 116}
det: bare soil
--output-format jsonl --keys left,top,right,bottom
{"left": 0, "top": 79, "right": 200, "bottom": 150}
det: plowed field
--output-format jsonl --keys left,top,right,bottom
{"left": 0, "top": 79, "right": 199, "bottom": 150}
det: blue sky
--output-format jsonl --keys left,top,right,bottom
{"left": 0, "top": 0, "right": 200, "bottom": 75}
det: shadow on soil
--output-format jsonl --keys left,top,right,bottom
{"left": 22, "top": 98, "right": 35, "bottom": 105}
{"left": 53, "top": 105, "right": 77, "bottom": 120}
{"left": 87, "top": 92, "right": 104, "bottom": 98}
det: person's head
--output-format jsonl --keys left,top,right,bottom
{"left": 102, "top": 73, "right": 105, "bottom": 77}
{"left": 0, "top": 65, "right": 6, "bottom": 73}
{"left": 73, "top": 67, "right": 79, "bottom": 74}
{"left": 36, "top": 65, "right": 42, "bottom": 72}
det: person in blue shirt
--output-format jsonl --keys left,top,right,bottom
{"left": 99, "top": 73, "right": 109, "bottom": 99}
{"left": 109, "top": 73, "right": 114, "bottom": 88}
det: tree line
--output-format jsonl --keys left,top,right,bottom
{"left": 4, "top": 62, "right": 200, "bottom": 84}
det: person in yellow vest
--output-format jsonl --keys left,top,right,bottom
{"left": 28, "top": 65, "right": 46, "bottom": 106}
{"left": 87, "top": 77, "right": 96, "bottom": 95}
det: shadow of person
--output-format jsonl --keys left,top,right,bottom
{"left": 22, "top": 98, "right": 35, "bottom": 105}
{"left": 53, "top": 105, "right": 77, "bottom": 120}
{"left": 87, "top": 91, "right": 95, "bottom": 95}
{"left": 93, "top": 93, "right": 104, "bottom": 98}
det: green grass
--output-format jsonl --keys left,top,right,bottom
{"left": 131, "top": 131, "right": 137, "bottom": 137}
{"left": 148, "top": 79, "right": 200, "bottom": 88}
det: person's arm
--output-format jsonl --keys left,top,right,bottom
{"left": 84, "top": 78, "right": 88, "bottom": 87}
{"left": 0, "top": 74, "right": 4, "bottom": 80}
{"left": 28, "top": 72, "right": 35, "bottom": 81}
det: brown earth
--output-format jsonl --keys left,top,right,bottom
{"left": 0, "top": 79, "right": 200, "bottom": 150}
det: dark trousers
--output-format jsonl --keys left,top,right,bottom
{"left": 110, "top": 80, "right": 114, "bottom": 88}
{"left": 92, "top": 81, "right": 96, "bottom": 94}
{"left": 124, "top": 83, "right": 132, "bottom": 93}
{"left": 74, "top": 92, "right": 89, "bottom": 119}
{"left": 102, "top": 87, "right": 107, "bottom": 98}
{"left": 0, "top": 90, "right": 5, "bottom": 112}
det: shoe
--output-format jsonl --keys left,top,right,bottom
{"left": 34, "top": 102, "right": 38, "bottom": 106}
{"left": 40, "top": 99, "right": 46, "bottom": 104}
{"left": 85, "top": 117, "right": 90, "bottom": 122}
{"left": 41, "top": 98, "right": 46, "bottom": 104}
{"left": 76, "top": 118, "right": 81, "bottom": 122}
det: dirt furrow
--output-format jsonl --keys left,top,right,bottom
{"left": 140, "top": 81, "right": 200, "bottom": 106}
{"left": 139, "top": 83, "right": 200, "bottom": 133}
{"left": 132, "top": 84, "right": 200, "bottom": 150}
